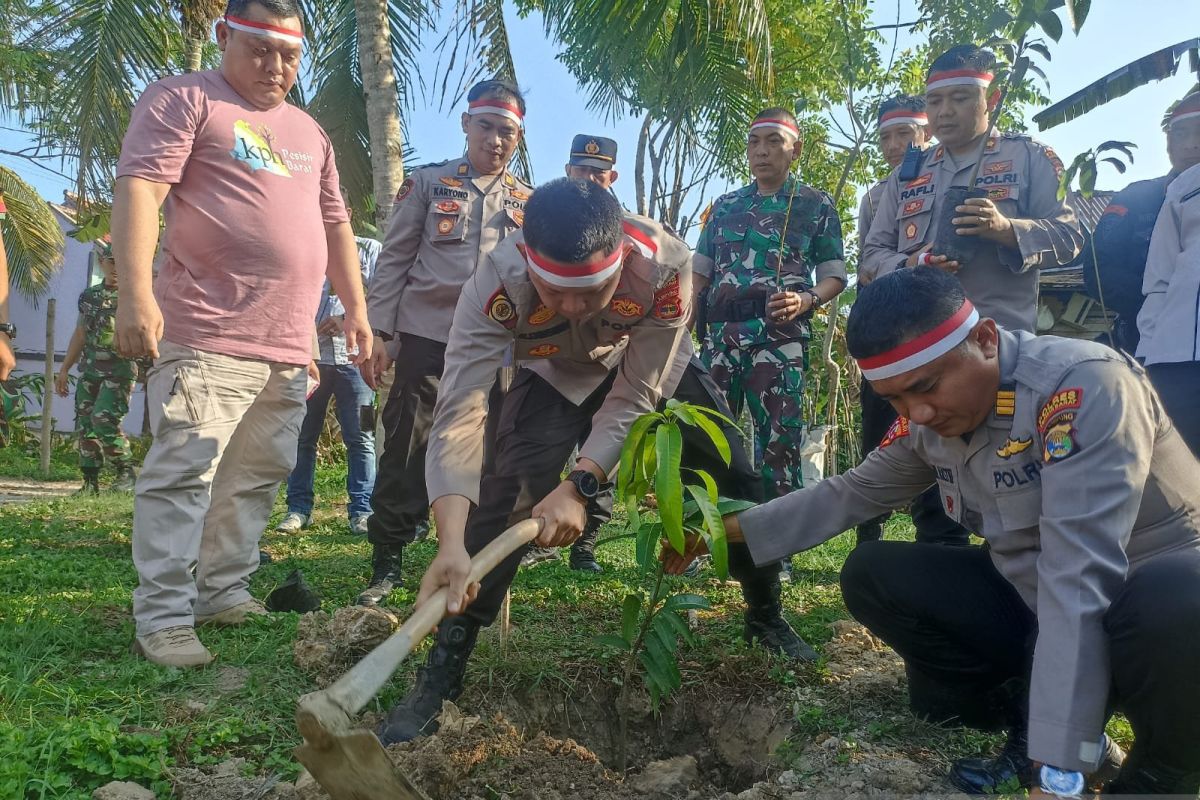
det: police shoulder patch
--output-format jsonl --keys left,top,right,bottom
{"left": 395, "top": 177, "right": 415, "bottom": 202}
{"left": 1037, "top": 388, "right": 1082, "bottom": 433}
{"left": 485, "top": 287, "right": 517, "bottom": 330}
{"left": 1042, "top": 416, "right": 1078, "bottom": 463}
{"left": 879, "top": 417, "right": 910, "bottom": 448}
{"left": 652, "top": 275, "right": 683, "bottom": 320}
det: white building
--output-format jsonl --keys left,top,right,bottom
{"left": 8, "top": 194, "right": 146, "bottom": 435}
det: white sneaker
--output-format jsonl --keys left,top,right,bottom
{"left": 195, "top": 599, "right": 269, "bottom": 627}
{"left": 275, "top": 512, "right": 310, "bottom": 533}
{"left": 349, "top": 514, "right": 371, "bottom": 536}
{"left": 132, "top": 626, "right": 213, "bottom": 668}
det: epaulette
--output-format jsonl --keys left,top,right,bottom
{"left": 409, "top": 159, "right": 452, "bottom": 174}
{"left": 1000, "top": 131, "right": 1031, "bottom": 142}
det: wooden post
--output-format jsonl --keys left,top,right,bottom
{"left": 40, "top": 298, "right": 55, "bottom": 478}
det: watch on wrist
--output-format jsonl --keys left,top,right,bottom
{"left": 0, "top": 322, "right": 16, "bottom": 341}
{"left": 803, "top": 289, "right": 822, "bottom": 308}
{"left": 1039, "top": 764, "right": 1085, "bottom": 798}
{"left": 567, "top": 469, "right": 600, "bottom": 501}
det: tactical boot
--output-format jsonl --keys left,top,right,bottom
{"left": 73, "top": 467, "right": 100, "bottom": 497}
{"left": 569, "top": 525, "right": 602, "bottom": 573}
{"left": 949, "top": 681, "right": 1033, "bottom": 794}
{"left": 110, "top": 465, "right": 136, "bottom": 493}
{"left": 949, "top": 724, "right": 1033, "bottom": 794}
{"left": 855, "top": 518, "right": 884, "bottom": 546}
{"left": 357, "top": 543, "right": 404, "bottom": 607}
{"left": 378, "top": 615, "right": 480, "bottom": 745}
{"left": 741, "top": 578, "right": 819, "bottom": 661}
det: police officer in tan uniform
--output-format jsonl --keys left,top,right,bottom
{"left": 377, "top": 179, "right": 817, "bottom": 746}
{"left": 861, "top": 45, "right": 1084, "bottom": 333}
{"left": 854, "top": 94, "right": 970, "bottom": 547}
{"left": 359, "top": 79, "right": 533, "bottom": 606}
{"left": 668, "top": 267, "right": 1200, "bottom": 796}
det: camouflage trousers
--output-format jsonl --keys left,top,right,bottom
{"left": 701, "top": 338, "right": 807, "bottom": 499}
{"left": 75, "top": 366, "right": 134, "bottom": 470}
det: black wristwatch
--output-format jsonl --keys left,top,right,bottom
{"left": 567, "top": 469, "right": 601, "bottom": 501}
{"left": 0, "top": 323, "right": 16, "bottom": 341}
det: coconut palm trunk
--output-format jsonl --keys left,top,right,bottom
{"left": 353, "top": 0, "right": 404, "bottom": 228}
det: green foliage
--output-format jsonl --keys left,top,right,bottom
{"left": 1057, "top": 140, "right": 1137, "bottom": 199}
{"left": 1, "top": 166, "right": 65, "bottom": 301}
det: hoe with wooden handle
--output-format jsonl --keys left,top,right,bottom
{"left": 295, "top": 518, "right": 544, "bottom": 800}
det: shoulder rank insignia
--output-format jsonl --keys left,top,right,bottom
{"left": 984, "top": 136, "right": 998, "bottom": 153}
{"left": 503, "top": 173, "right": 516, "bottom": 188}
{"left": 1037, "top": 387, "right": 1082, "bottom": 433}
{"left": 994, "top": 387, "right": 1016, "bottom": 418}
{"left": 879, "top": 416, "right": 910, "bottom": 448}
{"left": 485, "top": 287, "right": 517, "bottom": 330}
{"left": 996, "top": 437, "right": 1032, "bottom": 459}
{"left": 456, "top": 162, "right": 469, "bottom": 176}
{"left": 440, "top": 176, "right": 464, "bottom": 188}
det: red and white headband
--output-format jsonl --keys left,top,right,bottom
{"left": 749, "top": 118, "right": 799, "bottom": 140}
{"left": 857, "top": 299, "right": 980, "bottom": 380}
{"left": 526, "top": 244, "right": 624, "bottom": 289}
{"left": 1170, "top": 104, "right": 1200, "bottom": 127}
{"left": 223, "top": 15, "right": 303, "bottom": 45}
{"left": 925, "top": 69, "right": 994, "bottom": 92}
{"left": 878, "top": 109, "right": 929, "bottom": 131}
{"left": 468, "top": 98, "right": 524, "bottom": 127}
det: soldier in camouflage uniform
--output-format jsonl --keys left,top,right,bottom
{"left": 694, "top": 107, "right": 848, "bottom": 498}
{"left": 55, "top": 239, "right": 141, "bottom": 494}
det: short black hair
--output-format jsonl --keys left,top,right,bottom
{"left": 522, "top": 178, "right": 623, "bottom": 263}
{"left": 754, "top": 107, "right": 798, "bottom": 128}
{"left": 847, "top": 268, "right": 967, "bottom": 359}
{"left": 467, "top": 78, "right": 526, "bottom": 116}
{"left": 877, "top": 94, "right": 926, "bottom": 125}
{"left": 225, "top": 0, "right": 303, "bottom": 23}
{"left": 928, "top": 45, "right": 996, "bottom": 81}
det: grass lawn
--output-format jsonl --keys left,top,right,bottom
{"left": 0, "top": 451, "right": 1128, "bottom": 798}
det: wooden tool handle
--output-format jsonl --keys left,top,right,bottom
{"left": 321, "top": 517, "right": 544, "bottom": 716}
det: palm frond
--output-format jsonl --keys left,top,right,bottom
{"left": 25, "top": 0, "right": 179, "bottom": 203}
{"left": 0, "top": 166, "right": 64, "bottom": 301}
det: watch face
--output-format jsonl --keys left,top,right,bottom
{"left": 573, "top": 471, "right": 599, "bottom": 497}
{"left": 1039, "top": 765, "right": 1085, "bottom": 797}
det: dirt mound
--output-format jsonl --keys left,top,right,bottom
{"left": 293, "top": 606, "right": 401, "bottom": 686}
{"left": 821, "top": 619, "right": 906, "bottom": 697}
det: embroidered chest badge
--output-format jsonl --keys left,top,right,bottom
{"left": 996, "top": 437, "right": 1032, "bottom": 459}
{"left": 485, "top": 287, "right": 516, "bottom": 329}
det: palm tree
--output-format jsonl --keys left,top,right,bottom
{"left": 0, "top": 168, "right": 64, "bottom": 300}
{"left": 173, "top": 0, "right": 225, "bottom": 73}
{"left": 354, "top": 0, "right": 405, "bottom": 227}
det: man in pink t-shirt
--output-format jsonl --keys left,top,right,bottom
{"left": 113, "top": 0, "right": 371, "bottom": 668}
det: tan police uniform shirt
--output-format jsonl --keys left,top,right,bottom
{"left": 856, "top": 178, "right": 887, "bottom": 273}
{"left": 737, "top": 328, "right": 1200, "bottom": 773}
{"left": 425, "top": 215, "right": 694, "bottom": 505}
{"left": 367, "top": 158, "right": 533, "bottom": 344}
{"left": 861, "top": 133, "right": 1083, "bottom": 331}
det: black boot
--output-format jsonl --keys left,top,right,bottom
{"left": 357, "top": 543, "right": 404, "bottom": 606}
{"left": 110, "top": 464, "right": 136, "bottom": 493}
{"left": 569, "top": 525, "right": 602, "bottom": 573}
{"left": 741, "top": 577, "right": 819, "bottom": 661}
{"left": 73, "top": 467, "right": 100, "bottom": 497}
{"left": 378, "top": 615, "right": 480, "bottom": 745}
{"left": 949, "top": 680, "right": 1032, "bottom": 794}
{"left": 855, "top": 514, "right": 886, "bottom": 547}
{"left": 949, "top": 724, "right": 1032, "bottom": 794}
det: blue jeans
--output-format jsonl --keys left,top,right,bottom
{"left": 286, "top": 363, "right": 376, "bottom": 519}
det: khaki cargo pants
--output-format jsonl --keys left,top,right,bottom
{"left": 131, "top": 341, "right": 304, "bottom": 637}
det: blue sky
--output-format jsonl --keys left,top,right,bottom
{"left": 4, "top": 1, "right": 1199, "bottom": 214}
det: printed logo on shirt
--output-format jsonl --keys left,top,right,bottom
{"left": 902, "top": 199, "right": 925, "bottom": 215}
{"left": 510, "top": 189, "right": 531, "bottom": 201}
{"left": 436, "top": 200, "right": 461, "bottom": 213}
{"left": 984, "top": 160, "right": 1013, "bottom": 175}
{"left": 527, "top": 344, "right": 559, "bottom": 357}
{"left": 905, "top": 222, "right": 918, "bottom": 240}
{"left": 975, "top": 172, "right": 1019, "bottom": 187}
{"left": 652, "top": 276, "right": 682, "bottom": 320}
{"left": 230, "top": 120, "right": 314, "bottom": 177}
{"left": 395, "top": 177, "right": 414, "bottom": 202}
{"left": 986, "top": 187, "right": 1012, "bottom": 201}
{"left": 439, "top": 176, "right": 464, "bottom": 187}
{"left": 485, "top": 287, "right": 517, "bottom": 330}
{"left": 905, "top": 173, "right": 933, "bottom": 189}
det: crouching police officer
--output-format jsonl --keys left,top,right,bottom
{"left": 668, "top": 267, "right": 1200, "bottom": 796}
